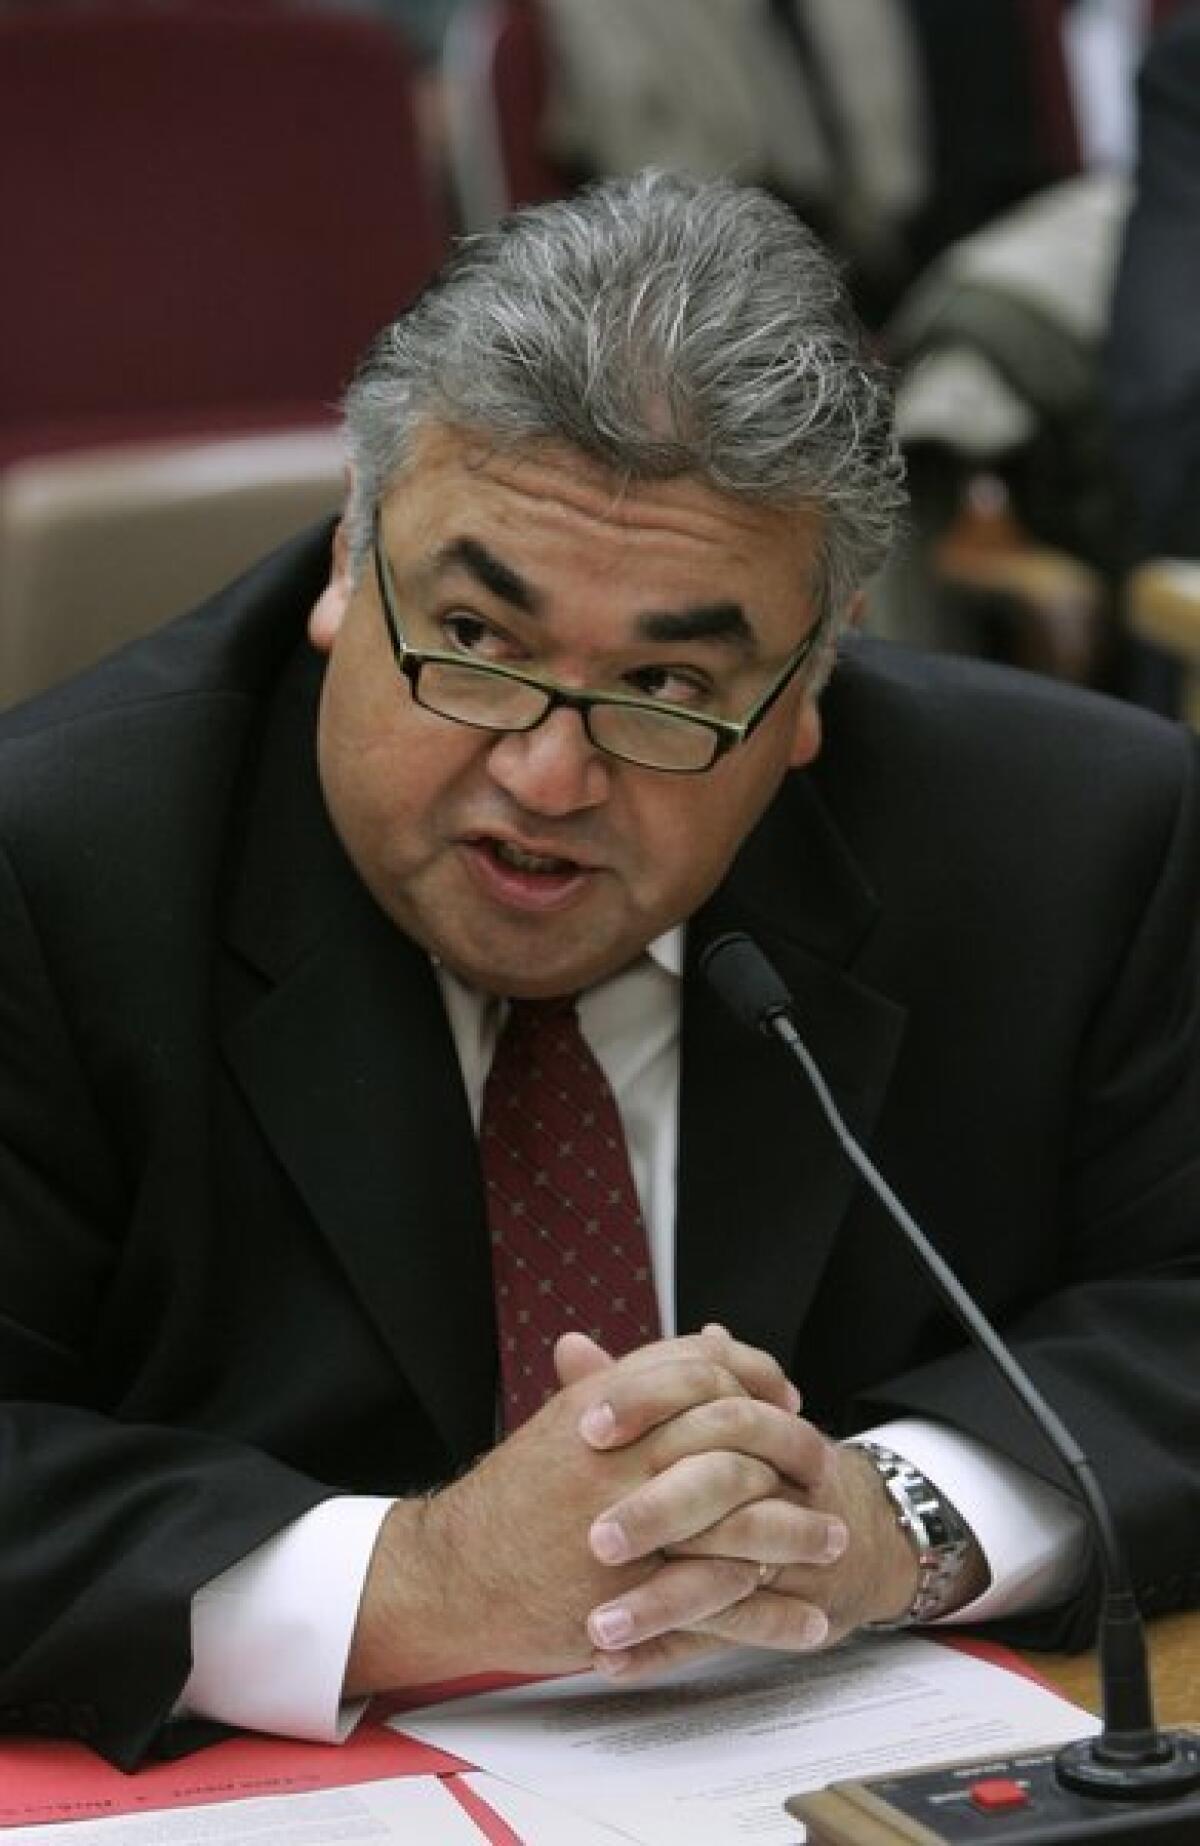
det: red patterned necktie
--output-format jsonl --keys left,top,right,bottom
{"left": 481, "top": 996, "right": 662, "bottom": 1430}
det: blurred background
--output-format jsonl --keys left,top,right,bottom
{"left": 1, "top": 0, "right": 1197, "bottom": 720}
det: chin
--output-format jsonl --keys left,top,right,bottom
{"left": 441, "top": 938, "right": 635, "bottom": 1000}
{"left": 448, "top": 960, "right": 583, "bottom": 1000}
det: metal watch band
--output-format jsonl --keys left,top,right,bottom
{"left": 851, "top": 1439, "right": 974, "bottom": 1628}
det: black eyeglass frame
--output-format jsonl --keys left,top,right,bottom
{"left": 371, "top": 511, "right": 824, "bottom": 774}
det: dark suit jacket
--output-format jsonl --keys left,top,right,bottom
{"left": 1, "top": 523, "right": 1197, "bottom": 1768}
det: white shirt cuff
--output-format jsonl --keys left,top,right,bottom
{"left": 178, "top": 1495, "right": 395, "bottom": 1741}
{"left": 855, "top": 1417, "right": 1090, "bottom": 1623}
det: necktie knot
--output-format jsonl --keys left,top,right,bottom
{"left": 501, "top": 992, "right": 577, "bottom": 1034}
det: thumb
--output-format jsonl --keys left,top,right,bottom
{"left": 553, "top": 1331, "right": 615, "bottom": 1388}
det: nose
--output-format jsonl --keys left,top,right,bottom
{"left": 485, "top": 707, "right": 611, "bottom": 816}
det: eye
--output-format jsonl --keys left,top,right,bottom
{"left": 438, "top": 611, "right": 521, "bottom": 664}
{"left": 623, "top": 663, "right": 716, "bottom": 708}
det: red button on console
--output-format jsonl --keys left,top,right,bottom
{"left": 970, "top": 1778, "right": 1030, "bottom": 1812}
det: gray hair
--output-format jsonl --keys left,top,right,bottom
{"left": 343, "top": 169, "right": 906, "bottom": 629}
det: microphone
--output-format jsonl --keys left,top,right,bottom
{"left": 700, "top": 930, "right": 1200, "bottom": 1842}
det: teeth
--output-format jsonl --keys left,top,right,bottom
{"left": 494, "top": 840, "right": 571, "bottom": 873}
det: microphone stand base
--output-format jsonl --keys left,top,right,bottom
{"left": 1056, "top": 1729, "right": 1200, "bottom": 1800}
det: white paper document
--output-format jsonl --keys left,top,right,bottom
{"left": 461, "top": 1771, "right": 636, "bottom": 1844}
{"left": 0, "top": 1776, "right": 485, "bottom": 1846}
{"left": 395, "top": 1636, "right": 1100, "bottom": 1844}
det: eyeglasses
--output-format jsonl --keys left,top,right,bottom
{"left": 372, "top": 514, "right": 823, "bottom": 774}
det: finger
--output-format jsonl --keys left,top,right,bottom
{"left": 695, "top": 1324, "right": 802, "bottom": 1415}
{"left": 587, "top": 1556, "right": 760, "bottom": 1652}
{"left": 553, "top": 1332, "right": 614, "bottom": 1389}
{"left": 577, "top": 1334, "right": 800, "bottom": 1451}
{"left": 577, "top": 1352, "right": 751, "bottom": 1450}
{"left": 686, "top": 1588, "right": 832, "bottom": 1653}
{"left": 590, "top": 1452, "right": 779, "bottom": 1563}
{"left": 591, "top": 1629, "right": 731, "bottom": 1682}
{"left": 664, "top": 1497, "right": 849, "bottom": 1569}
{"left": 596, "top": 1594, "right": 831, "bottom": 1679}
{"left": 642, "top": 1396, "right": 829, "bottom": 1489}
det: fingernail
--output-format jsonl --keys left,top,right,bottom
{"left": 799, "top": 1611, "right": 829, "bottom": 1648}
{"left": 787, "top": 1382, "right": 804, "bottom": 1414}
{"left": 819, "top": 1521, "right": 849, "bottom": 1563}
{"left": 591, "top": 1605, "right": 634, "bottom": 1647}
{"left": 590, "top": 1518, "right": 630, "bottom": 1564}
{"left": 579, "top": 1402, "right": 616, "bottom": 1446}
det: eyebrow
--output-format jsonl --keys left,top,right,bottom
{"left": 636, "top": 602, "right": 755, "bottom": 650}
{"left": 433, "top": 538, "right": 541, "bottom": 614}
{"left": 433, "top": 536, "right": 757, "bottom": 653}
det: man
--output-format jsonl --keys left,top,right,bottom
{"left": 0, "top": 171, "right": 1196, "bottom": 1772}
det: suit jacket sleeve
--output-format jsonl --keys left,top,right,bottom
{"left": 852, "top": 722, "right": 1200, "bottom": 1650}
{"left": 0, "top": 832, "right": 340, "bottom": 1768}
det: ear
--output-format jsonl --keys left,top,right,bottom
{"left": 307, "top": 514, "right": 353, "bottom": 655}
{"left": 787, "top": 696, "right": 822, "bottom": 769}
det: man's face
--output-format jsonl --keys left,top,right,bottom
{"left": 311, "top": 424, "right": 825, "bottom": 997}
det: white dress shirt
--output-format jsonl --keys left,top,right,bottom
{"left": 178, "top": 939, "right": 1085, "bottom": 1739}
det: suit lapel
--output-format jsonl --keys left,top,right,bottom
{"left": 677, "top": 770, "right": 908, "bottom": 1371}
{"left": 218, "top": 643, "right": 909, "bottom": 1434}
{"left": 220, "top": 646, "right": 496, "bottom": 1467}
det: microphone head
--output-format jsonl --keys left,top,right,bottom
{"left": 699, "top": 932, "right": 793, "bottom": 1033}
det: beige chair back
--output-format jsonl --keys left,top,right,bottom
{"left": 0, "top": 430, "right": 344, "bottom": 707}
{"left": 1127, "top": 559, "right": 1200, "bottom": 728}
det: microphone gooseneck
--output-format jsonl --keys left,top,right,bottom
{"left": 699, "top": 929, "right": 1200, "bottom": 1804}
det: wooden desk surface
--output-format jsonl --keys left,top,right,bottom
{"left": 1031, "top": 1609, "right": 1198, "bottom": 1726}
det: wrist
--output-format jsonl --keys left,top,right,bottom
{"left": 847, "top": 1439, "right": 984, "bottom": 1627}
{"left": 344, "top": 1493, "right": 481, "bottom": 1695}
{"left": 840, "top": 1442, "right": 922, "bottom": 1624}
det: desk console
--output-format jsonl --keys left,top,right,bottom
{"left": 788, "top": 1734, "right": 1200, "bottom": 1844}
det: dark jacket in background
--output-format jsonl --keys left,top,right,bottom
{"left": 1106, "top": 5, "right": 1200, "bottom": 560}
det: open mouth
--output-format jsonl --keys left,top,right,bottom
{"left": 489, "top": 839, "right": 579, "bottom": 875}
{"left": 464, "top": 835, "right": 595, "bottom": 909}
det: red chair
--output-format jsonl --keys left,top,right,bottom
{"left": 0, "top": 2, "right": 449, "bottom": 466}
{"left": 0, "top": 3, "right": 450, "bottom": 702}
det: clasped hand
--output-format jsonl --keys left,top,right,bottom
{"left": 554, "top": 1327, "right": 917, "bottom": 1680}
{"left": 349, "top": 1326, "right": 918, "bottom": 1693}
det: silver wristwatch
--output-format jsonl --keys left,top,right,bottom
{"left": 850, "top": 1439, "right": 974, "bottom": 1628}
